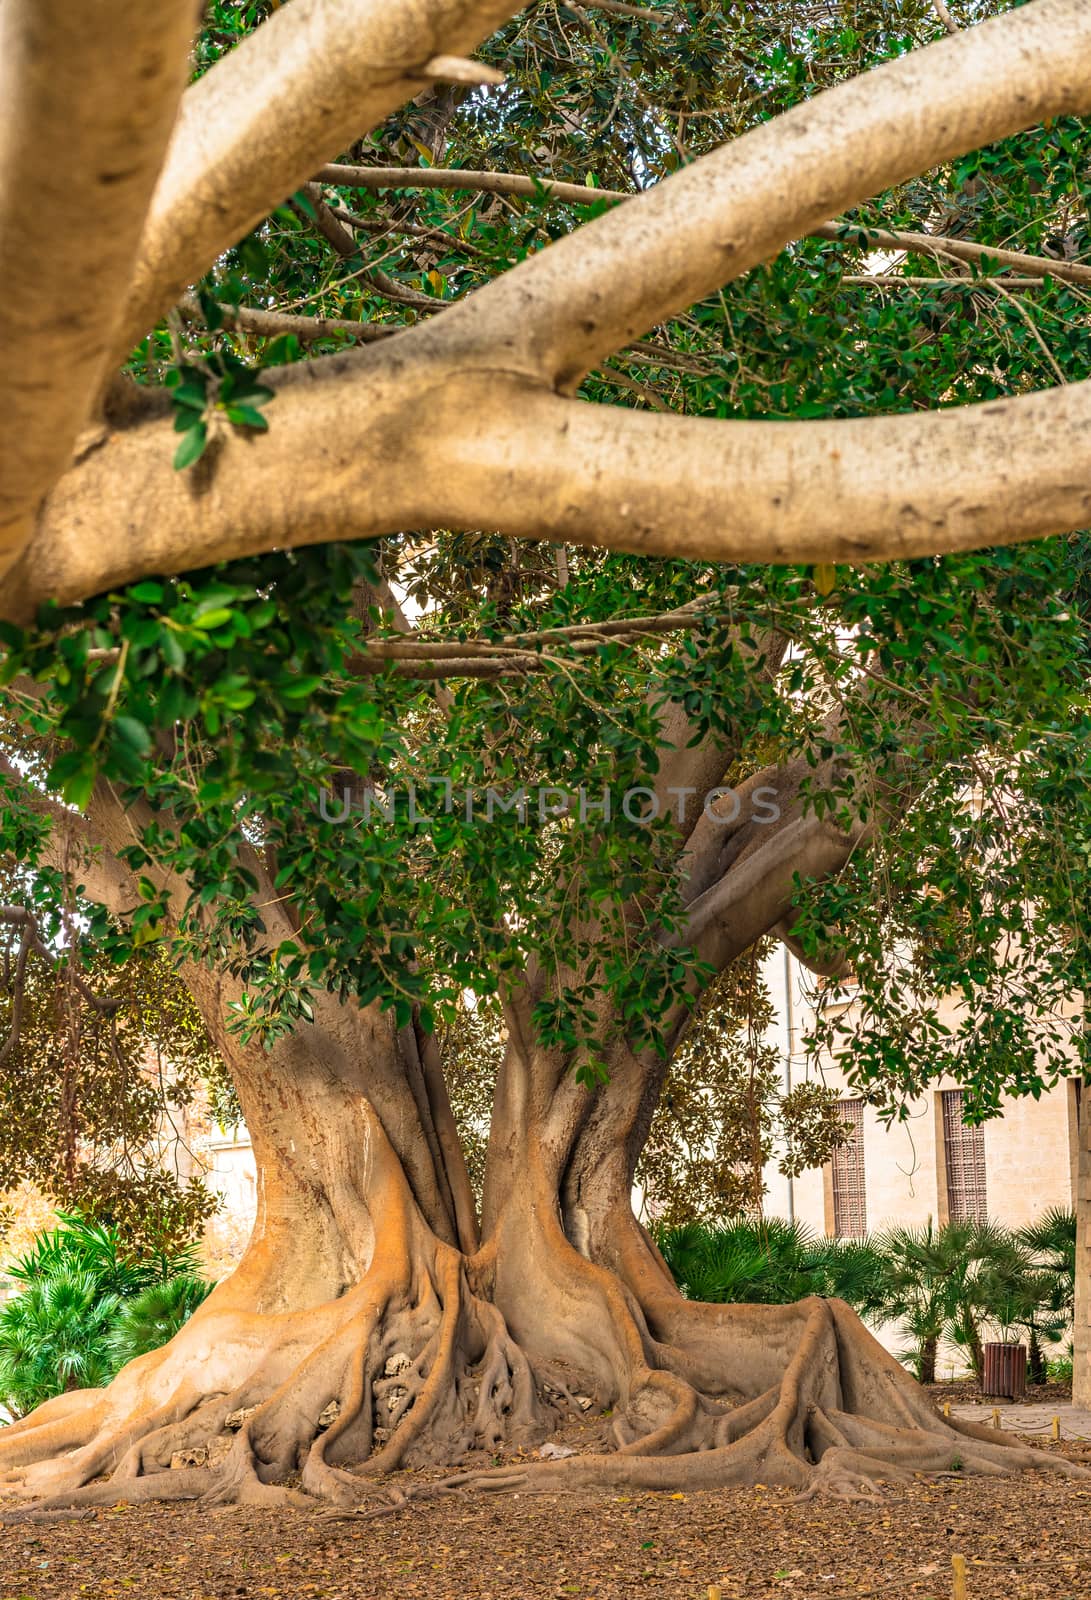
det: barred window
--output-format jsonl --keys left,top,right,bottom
{"left": 831, "top": 1098, "right": 867, "bottom": 1239}
{"left": 942, "top": 1089, "right": 987, "bottom": 1224}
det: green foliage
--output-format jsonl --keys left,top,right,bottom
{"left": 0, "top": 1216, "right": 213, "bottom": 1419}
{"left": 639, "top": 951, "right": 850, "bottom": 1223}
{"left": 0, "top": 913, "right": 222, "bottom": 1255}
{"left": 1016, "top": 1206, "right": 1076, "bottom": 1319}
{"left": 0, "top": 1271, "right": 120, "bottom": 1418}
{"left": 6, "top": 1212, "right": 203, "bottom": 1297}
{"left": 658, "top": 1211, "right": 1079, "bottom": 1387}
{"left": 655, "top": 1217, "right": 884, "bottom": 1310}
{"left": 106, "top": 1276, "right": 213, "bottom": 1369}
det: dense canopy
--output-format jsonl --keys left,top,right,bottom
{"left": 0, "top": 0, "right": 1089, "bottom": 1515}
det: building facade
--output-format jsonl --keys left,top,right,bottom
{"left": 760, "top": 946, "right": 1080, "bottom": 1239}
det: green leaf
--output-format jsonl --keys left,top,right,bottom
{"left": 225, "top": 404, "right": 270, "bottom": 431}
{"left": 190, "top": 608, "right": 234, "bottom": 630}
{"left": 173, "top": 423, "right": 208, "bottom": 471}
{"left": 112, "top": 716, "right": 153, "bottom": 755}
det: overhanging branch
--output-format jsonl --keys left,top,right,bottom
{"left": 116, "top": 0, "right": 526, "bottom": 351}
{"left": 425, "top": 0, "right": 1091, "bottom": 385}
{"left": 7, "top": 353, "right": 1091, "bottom": 624}
{"left": 0, "top": 0, "right": 194, "bottom": 580}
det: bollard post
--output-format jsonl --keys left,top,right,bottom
{"left": 708, "top": 1587, "right": 723, "bottom": 1600}
{"left": 991, "top": 1408, "right": 1001, "bottom": 1430}
{"left": 952, "top": 1552, "right": 968, "bottom": 1600}
{"left": 1052, "top": 1415, "right": 1061, "bottom": 1442}
{"left": 943, "top": 1401, "right": 951, "bottom": 1419}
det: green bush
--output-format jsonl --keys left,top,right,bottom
{"left": 107, "top": 1276, "right": 213, "bottom": 1368}
{"left": 657, "top": 1211, "right": 1078, "bottom": 1388}
{"left": 0, "top": 1213, "right": 214, "bottom": 1420}
{"left": 0, "top": 1270, "right": 121, "bottom": 1418}
{"left": 6, "top": 1211, "right": 202, "bottom": 1295}
{"left": 655, "top": 1217, "right": 884, "bottom": 1311}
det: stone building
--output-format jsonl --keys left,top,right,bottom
{"left": 759, "top": 946, "right": 1080, "bottom": 1239}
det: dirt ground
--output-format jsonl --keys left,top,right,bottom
{"left": 1, "top": 1425, "right": 1090, "bottom": 1600}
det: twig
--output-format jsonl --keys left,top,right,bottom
{"left": 840, "top": 273, "right": 1047, "bottom": 289}
{"left": 563, "top": 0, "right": 672, "bottom": 19}
{"left": 931, "top": 0, "right": 960, "bottom": 34}
{"left": 812, "top": 221, "right": 1091, "bottom": 288}
{"left": 315, "top": 165, "right": 1091, "bottom": 289}
{"left": 178, "top": 297, "right": 397, "bottom": 345}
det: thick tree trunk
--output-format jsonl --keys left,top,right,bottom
{"left": 0, "top": 983, "right": 546, "bottom": 1512}
{"left": 1074, "top": 1088, "right": 1091, "bottom": 1408}
{"left": 0, "top": 983, "right": 1083, "bottom": 1517}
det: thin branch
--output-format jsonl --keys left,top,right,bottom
{"left": 316, "top": 162, "right": 628, "bottom": 206}
{"left": 556, "top": 0, "right": 671, "bottom": 20}
{"left": 317, "top": 166, "right": 1091, "bottom": 290}
{"left": 931, "top": 0, "right": 961, "bottom": 35}
{"left": 0, "top": 906, "right": 123, "bottom": 1064}
{"left": 840, "top": 274, "right": 1048, "bottom": 288}
{"left": 178, "top": 297, "right": 398, "bottom": 345}
{"left": 811, "top": 222, "right": 1091, "bottom": 289}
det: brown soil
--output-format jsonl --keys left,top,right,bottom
{"left": 927, "top": 1379, "right": 1073, "bottom": 1408}
{"left": 2, "top": 1428, "right": 1090, "bottom": 1600}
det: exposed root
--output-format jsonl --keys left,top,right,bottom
{"left": 0, "top": 1230, "right": 556, "bottom": 1521}
{"left": 2, "top": 1205, "right": 1085, "bottom": 1521}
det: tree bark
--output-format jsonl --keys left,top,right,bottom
{"left": 1073, "top": 1089, "right": 1091, "bottom": 1408}
{"left": 1, "top": 962, "right": 1084, "bottom": 1517}
{"left": 919, "top": 1337, "right": 938, "bottom": 1388}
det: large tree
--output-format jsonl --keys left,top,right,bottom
{"left": 0, "top": 0, "right": 1090, "bottom": 1514}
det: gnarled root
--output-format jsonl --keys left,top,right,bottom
{"left": 430, "top": 1294, "right": 1089, "bottom": 1506}
{"left": 2, "top": 1193, "right": 1084, "bottom": 1519}
{"left": 0, "top": 1232, "right": 554, "bottom": 1520}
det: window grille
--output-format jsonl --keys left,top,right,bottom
{"left": 942, "top": 1089, "right": 988, "bottom": 1224}
{"left": 831, "top": 1098, "right": 867, "bottom": 1238}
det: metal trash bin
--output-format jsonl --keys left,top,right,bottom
{"left": 982, "top": 1342, "right": 1027, "bottom": 1400}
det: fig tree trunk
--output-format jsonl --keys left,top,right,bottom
{"left": 0, "top": 971, "right": 1082, "bottom": 1518}
{"left": 1074, "top": 1092, "right": 1091, "bottom": 1409}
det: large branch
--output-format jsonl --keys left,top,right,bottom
{"left": 428, "top": 0, "right": 1091, "bottom": 386}
{"left": 8, "top": 353, "right": 1091, "bottom": 624}
{"left": 424, "top": 378, "right": 1091, "bottom": 565}
{"left": 0, "top": 0, "right": 194, "bottom": 579}
{"left": 116, "top": 0, "right": 524, "bottom": 351}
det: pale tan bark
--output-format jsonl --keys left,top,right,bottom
{"left": 115, "top": 0, "right": 524, "bottom": 352}
{"left": 1074, "top": 1095, "right": 1091, "bottom": 1408}
{"left": 7, "top": 355, "right": 1091, "bottom": 626}
{"left": 0, "top": 0, "right": 195, "bottom": 578}
{"left": 2, "top": 0, "right": 1090, "bottom": 612}
{"left": 433, "top": 0, "right": 1091, "bottom": 386}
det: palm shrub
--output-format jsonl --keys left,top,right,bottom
{"left": 6, "top": 1212, "right": 203, "bottom": 1296}
{"left": 107, "top": 1276, "right": 213, "bottom": 1369}
{"left": 1013, "top": 1207, "right": 1076, "bottom": 1382}
{"left": 0, "top": 1213, "right": 213, "bottom": 1417}
{"left": 866, "top": 1220, "right": 972, "bottom": 1383}
{"left": 0, "top": 1270, "right": 121, "bottom": 1418}
{"left": 655, "top": 1218, "right": 883, "bottom": 1312}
